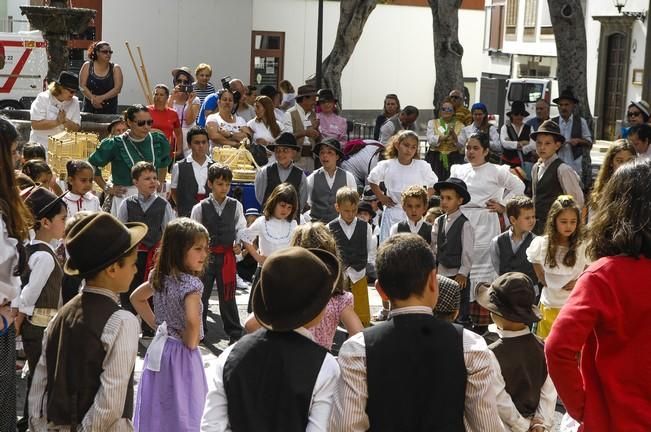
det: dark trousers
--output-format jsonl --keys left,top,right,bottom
{"left": 201, "top": 252, "right": 243, "bottom": 339}
{"left": 21, "top": 320, "right": 45, "bottom": 419}
{"left": 120, "top": 251, "right": 148, "bottom": 315}
{"left": 457, "top": 278, "right": 471, "bottom": 326}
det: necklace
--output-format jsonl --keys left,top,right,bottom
{"left": 264, "top": 218, "right": 292, "bottom": 241}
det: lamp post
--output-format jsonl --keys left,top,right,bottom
{"left": 613, "top": 0, "right": 647, "bottom": 22}
{"left": 315, "top": 0, "right": 324, "bottom": 90}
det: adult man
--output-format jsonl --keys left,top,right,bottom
{"left": 378, "top": 105, "right": 419, "bottom": 144}
{"left": 229, "top": 78, "right": 256, "bottom": 122}
{"left": 551, "top": 88, "right": 593, "bottom": 189}
{"left": 526, "top": 99, "right": 550, "bottom": 131}
{"left": 450, "top": 89, "right": 472, "bottom": 126}
{"left": 282, "top": 84, "right": 321, "bottom": 171}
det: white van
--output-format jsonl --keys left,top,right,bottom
{"left": 0, "top": 30, "right": 48, "bottom": 110}
{"left": 504, "top": 78, "right": 559, "bottom": 120}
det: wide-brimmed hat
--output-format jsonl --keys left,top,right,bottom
{"left": 267, "top": 132, "right": 301, "bottom": 151}
{"left": 507, "top": 100, "right": 530, "bottom": 118}
{"left": 56, "top": 71, "right": 79, "bottom": 91}
{"left": 171, "top": 66, "right": 194, "bottom": 82}
{"left": 357, "top": 201, "right": 376, "bottom": 219}
{"left": 476, "top": 272, "right": 541, "bottom": 324}
{"left": 553, "top": 87, "right": 579, "bottom": 105}
{"left": 245, "top": 208, "right": 261, "bottom": 218}
{"left": 317, "top": 88, "right": 337, "bottom": 103}
{"left": 313, "top": 138, "right": 344, "bottom": 158}
{"left": 252, "top": 247, "right": 341, "bottom": 331}
{"left": 296, "top": 84, "right": 317, "bottom": 98}
{"left": 21, "top": 186, "right": 67, "bottom": 219}
{"left": 64, "top": 212, "right": 148, "bottom": 277}
{"left": 434, "top": 177, "right": 471, "bottom": 204}
{"left": 630, "top": 100, "right": 651, "bottom": 118}
{"left": 530, "top": 120, "right": 565, "bottom": 143}
{"left": 434, "top": 275, "right": 460, "bottom": 314}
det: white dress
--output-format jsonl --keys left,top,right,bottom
{"left": 367, "top": 158, "right": 438, "bottom": 242}
{"left": 450, "top": 162, "right": 525, "bottom": 299}
{"left": 241, "top": 216, "right": 297, "bottom": 257}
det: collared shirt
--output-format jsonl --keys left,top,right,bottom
{"left": 430, "top": 209, "right": 475, "bottom": 277}
{"left": 116, "top": 192, "right": 175, "bottom": 230}
{"left": 333, "top": 216, "right": 377, "bottom": 283}
{"left": 306, "top": 167, "right": 357, "bottom": 207}
{"left": 63, "top": 191, "right": 101, "bottom": 216}
{"left": 500, "top": 122, "right": 536, "bottom": 155}
{"left": 200, "top": 327, "right": 341, "bottom": 431}
{"left": 378, "top": 115, "right": 416, "bottom": 145}
{"left": 29, "top": 90, "right": 81, "bottom": 150}
{"left": 190, "top": 194, "right": 247, "bottom": 242}
{"left": 489, "top": 229, "right": 535, "bottom": 275}
{"left": 29, "top": 286, "right": 140, "bottom": 432}
{"left": 388, "top": 218, "right": 425, "bottom": 237}
{"left": 534, "top": 154, "right": 585, "bottom": 208}
{"left": 170, "top": 155, "right": 211, "bottom": 189}
{"left": 317, "top": 112, "right": 348, "bottom": 141}
{"left": 556, "top": 115, "right": 592, "bottom": 176}
{"left": 458, "top": 123, "right": 502, "bottom": 153}
{"left": 282, "top": 103, "right": 314, "bottom": 147}
{"left": 330, "top": 306, "right": 504, "bottom": 432}
{"left": 254, "top": 163, "right": 308, "bottom": 210}
{"left": 11, "top": 239, "right": 56, "bottom": 315}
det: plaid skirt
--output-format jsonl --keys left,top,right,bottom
{"left": 469, "top": 301, "right": 492, "bottom": 326}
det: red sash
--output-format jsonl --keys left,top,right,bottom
{"left": 209, "top": 246, "right": 237, "bottom": 301}
{"left": 137, "top": 242, "right": 160, "bottom": 281}
{"left": 195, "top": 193, "right": 207, "bottom": 202}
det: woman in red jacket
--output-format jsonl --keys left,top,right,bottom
{"left": 545, "top": 160, "right": 651, "bottom": 432}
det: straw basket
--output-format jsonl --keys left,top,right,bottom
{"left": 211, "top": 138, "right": 260, "bottom": 182}
{"left": 47, "top": 130, "right": 109, "bottom": 192}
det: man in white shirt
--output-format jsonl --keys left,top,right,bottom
{"left": 378, "top": 105, "right": 419, "bottom": 145}
{"left": 283, "top": 84, "right": 321, "bottom": 171}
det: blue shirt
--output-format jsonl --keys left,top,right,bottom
{"left": 197, "top": 93, "right": 219, "bottom": 127}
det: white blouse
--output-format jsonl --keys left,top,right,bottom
{"left": 450, "top": 162, "right": 525, "bottom": 208}
{"left": 367, "top": 159, "right": 438, "bottom": 204}
{"left": 241, "top": 216, "right": 297, "bottom": 257}
{"left": 206, "top": 112, "right": 247, "bottom": 134}
{"left": 63, "top": 191, "right": 101, "bottom": 217}
{"left": 0, "top": 217, "right": 21, "bottom": 303}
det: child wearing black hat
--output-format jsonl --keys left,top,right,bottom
{"left": 28, "top": 212, "right": 147, "bottom": 431}
{"left": 389, "top": 184, "right": 432, "bottom": 243}
{"left": 476, "top": 272, "right": 556, "bottom": 432}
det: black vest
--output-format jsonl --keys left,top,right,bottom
{"left": 552, "top": 115, "right": 584, "bottom": 160}
{"left": 310, "top": 168, "right": 347, "bottom": 223}
{"left": 397, "top": 220, "right": 432, "bottom": 244}
{"left": 21, "top": 243, "right": 63, "bottom": 310}
{"left": 503, "top": 123, "right": 531, "bottom": 167}
{"left": 125, "top": 195, "right": 167, "bottom": 248}
{"left": 489, "top": 333, "right": 547, "bottom": 417}
{"left": 328, "top": 219, "right": 368, "bottom": 271}
{"left": 201, "top": 197, "right": 237, "bottom": 248}
{"left": 45, "top": 292, "right": 134, "bottom": 427}
{"left": 365, "top": 314, "right": 466, "bottom": 431}
{"left": 532, "top": 158, "right": 564, "bottom": 235}
{"left": 223, "top": 329, "right": 327, "bottom": 432}
{"left": 175, "top": 159, "right": 210, "bottom": 217}
{"left": 496, "top": 231, "right": 538, "bottom": 284}
{"left": 262, "top": 162, "right": 303, "bottom": 207}
{"left": 436, "top": 213, "right": 468, "bottom": 269}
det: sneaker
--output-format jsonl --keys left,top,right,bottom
{"left": 374, "top": 308, "right": 389, "bottom": 322}
{"left": 236, "top": 275, "right": 251, "bottom": 291}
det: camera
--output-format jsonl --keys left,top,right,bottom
{"left": 221, "top": 76, "right": 231, "bottom": 91}
{"left": 180, "top": 84, "right": 193, "bottom": 93}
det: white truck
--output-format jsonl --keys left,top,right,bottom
{"left": 504, "top": 78, "right": 559, "bottom": 119}
{"left": 0, "top": 30, "right": 47, "bottom": 110}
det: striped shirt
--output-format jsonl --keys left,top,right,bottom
{"left": 193, "top": 82, "right": 216, "bottom": 105}
{"left": 330, "top": 306, "right": 505, "bottom": 431}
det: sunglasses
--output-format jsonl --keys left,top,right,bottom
{"left": 98, "top": 49, "right": 113, "bottom": 54}
{"left": 135, "top": 119, "right": 154, "bottom": 127}
{"left": 627, "top": 111, "right": 642, "bottom": 117}
{"left": 450, "top": 95, "right": 461, "bottom": 100}
{"left": 176, "top": 79, "right": 190, "bottom": 84}
{"left": 441, "top": 107, "right": 454, "bottom": 112}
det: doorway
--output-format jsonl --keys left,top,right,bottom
{"left": 250, "top": 31, "right": 285, "bottom": 89}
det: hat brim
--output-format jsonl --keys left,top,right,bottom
{"left": 313, "top": 142, "right": 344, "bottom": 158}
{"left": 476, "top": 283, "right": 541, "bottom": 324}
{"left": 64, "top": 222, "right": 148, "bottom": 277}
{"left": 22, "top": 187, "right": 69, "bottom": 219}
{"left": 267, "top": 143, "right": 301, "bottom": 152}
{"left": 433, "top": 181, "right": 471, "bottom": 204}
{"left": 317, "top": 97, "right": 337, "bottom": 103}
{"left": 631, "top": 101, "right": 651, "bottom": 118}
{"left": 171, "top": 68, "right": 194, "bottom": 81}
{"left": 507, "top": 110, "right": 530, "bottom": 118}
{"left": 530, "top": 130, "right": 565, "bottom": 144}
{"left": 297, "top": 91, "right": 318, "bottom": 98}
{"left": 552, "top": 96, "right": 579, "bottom": 105}
{"left": 252, "top": 248, "right": 340, "bottom": 331}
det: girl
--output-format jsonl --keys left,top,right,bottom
{"left": 131, "top": 218, "right": 209, "bottom": 431}
{"left": 374, "top": 94, "right": 400, "bottom": 141}
{"left": 279, "top": 79, "right": 296, "bottom": 111}
{"left": 22, "top": 159, "right": 53, "bottom": 187}
{"left": 426, "top": 98, "right": 464, "bottom": 179}
{"left": 457, "top": 102, "right": 501, "bottom": 156}
{"left": 63, "top": 159, "right": 100, "bottom": 216}
{"left": 368, "top": 130, "right": 438, "bottom": 243}
{"left": 247, "top": 95, "right": 281, "bottom": 166}
{"left": 526, "top": 195, "right": 588, "bottom": 340}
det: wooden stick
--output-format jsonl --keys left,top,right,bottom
{"left": 136, "top": 46, "right": 152, "bottom": 98}
{"left": 125, "top": 41, "right": 152, "bottom": 104}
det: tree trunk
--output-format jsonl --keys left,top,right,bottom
{"left": 321, "top": 0, "right": 376, "bottom": 108}
{"left": 429, "top": 0, "right": 464, "bottom": 109}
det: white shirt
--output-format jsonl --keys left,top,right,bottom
{"left": 29, "top": 90, "right": 81, "bottom": 150}
{"left": 533, "top": 154, "right": 585, "bottom": 208}
{"left": 450, "top": 163, "right": 524, "bottom": 208}
{"left": 171, "top": 155, "right": 211, "bottom": 190}
{"left": 330, "top": 217, "right": 377, "bottom": 283}
{"left": 0, "top": 217, "right": 21, "bottom": 303}
{"left": 63, "top": 191, "right": 101, "bottom": 217}
{"left": 367, "top": 159, "right": 438, "bottom": 205}
{"left": 11, "top": 239, "right": 57, "bottom": 315}
{"left": 190, "top": 195, "right": 247, "bottom": 241}
{"left": 556, "top": 115, "right": 592, "bottom": 176}
{"left": 206, "top": 112, "right": 247, "bottom": 135}
{"left": 458, "top": 124, "right": 502, "bottom": 153}
{"left": 388, "top": 218, "right": 425, "bottom": 237}
{"left": 500, "top": 122, "right": 536, "bottom": 154}
{"left": 201, "top": 327, "right": 340, "bottom": 431}
{"left": 283, "top": 104, "right": 314, "bottom": 147}
{"left": 637, "top": 145, "right": 651, "bottom": 161}
{"left": 116, "top": 193, "right": 175, "bottom": 230}
{"left": 247, "top": 117, "right": 278, "bottom": 144}
{"left": 306, "top": 167, "right": 358, "bottom": 207}
{"left": 430, "top": 209, "right": 475, "bottom": 277}
{"left": 241, "top": 216, "right": 297, "bottom": 257}
{"left": 172, "top": 97, "right": 201, "bottom": 129}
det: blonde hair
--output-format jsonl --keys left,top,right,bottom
{"left": 48, "top": 81, "right": 64, "bottom": 97}
{"left": 384, "top": 130, "right": 420, "bottom": 160}
{"left": 335, "top": 186, "right": 360, "bottom": 206}
{"left": 195, "top": 63, "right": 212, "bottom": 76}
{"left": 401, "top": 185, "right": 428, "bottom": 207}
{"left": 279, "top": 79, "right": 294, "bottom": 93}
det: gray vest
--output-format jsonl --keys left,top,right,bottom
{"left": 496, "top": 231, "right": 538, "bottom": 284}
{"left": 310, "top": 168, "right": 347, "bottom": 223}
{"left": 532, "top": 158, "right": 564, "bottom": 235}
{"left": 436, "top": 213, "right": 468, "bottom": 270}
{"left": 175, "top": 160, "right": 210, "bottom": 218}
{"left": 125, "top": 196, "right": 167, "bottom": 248}
{"left": 397, "top": 220, "right": 432, "bottom": 244}
{"left": 328, "top": 219, "right": 368, "bottom": 271}
{"left": 201, "top": 197, "right": 237, "bottom": 248}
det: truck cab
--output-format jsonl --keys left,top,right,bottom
{"left": 505, "top": 78, "right": 559, "bottom": 120}
{"left": 0, "top": 30, "right": 47, "bottom": 110}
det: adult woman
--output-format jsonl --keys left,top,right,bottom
{"left": 316, "top": 89, "right": 347, "bottom": 141}
{"left": 193, "top": 63, "right": 216, "bottom": 105}
{"left": 373, "top": 94, "right": 400, "bottom": 140}
{"left": 89, "top": 105, "right": 171, "bottom": 216}
{"left": 29, "top": 71, "right": 81, "bottom": 151}
{"left": 457, "top": 102, "right": 501, "bottom": 156}
{"left": 546, "top": 161, "right": 651, "bottom": 432}
{"left": 148, "top": 84, "right": 182, "bottom": 159}
{"left": 247, "top": 95, "right": 281, "bottom": 166}
{"left": 426, "top": 98, "right": 464, "bottom": 179}
{"left": 206, "top": 89, "right": 251, "bottom": 148}
{"left": 0, "top": 118, "right": 31, "bottom": 432}
{"left": 500, "top": 101, "right": 536, "bottom": 168}
{"left": 619, "top": 100, "right": 650, "bottom": 139}
{"left": 450, "top": 132, "right": 524, "bottom": 327}
{"left": 79, "top": 41, "right": 123, "bottom": 114}
{"left": 169, "top": 67, "right": 200, "bottom": 157}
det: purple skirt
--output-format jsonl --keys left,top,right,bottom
{"left": 134, "top": 337, "right": 208, "bottom": 431}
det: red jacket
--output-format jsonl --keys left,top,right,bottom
{"left": 545, "top": 256, "right": 651, "bottom": 432}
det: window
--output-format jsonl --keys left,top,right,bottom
{"left": 508, "top": 82, "right": 545, "bottom": 103}
{"left": 506, "top": 0, "right": 519, "bottom": 35}
{"left": 250, "top": 31, "right": 285, "bottom": 88}
{"left": 485, "top": 5, "right": 505, "bottom": 50}
{"left": 524, "top": 0, "right": 537, "bottom": 35}
{"left": 540, "top": 0, "right": 554, "bottom": 35}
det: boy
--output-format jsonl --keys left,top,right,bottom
{"left": 431, "top": 177, "right": 474, "bottom": 325}
{"left": 331, "top": 233, "right": 502, "bottom": 431}
{"left": 476, "top": 272, "right": 556, "bottom": 432}
{"left": 170, "top": 126, "right": 212, "bottom": 217}
{"left": 530, "top": 120, "right": 584, "bottom": 234}
{"left": 306, "top": 138, "right": 357, "bottom": 223}
{"left": 357, "top": 201, "right": 379, "bottom": 283}
{"left": 327, "top": 187, "right": 376, "bottom": 326}
{"left": 254, "top": 132, "right": 308, "bottom": 210}
{"left": 490, "top": 196, "right": 539, "bottom": 288}
{"left": 28, "top": 212, "right": 147, "bottom": 431}
{"left": 363, "top": 186, "right": 382, "bottom": 228}
{"left": 433, "top": 275, "right": 461, "bottom": 323}
{"left": 389, "top": 185, "right": 432, "bottom": 242}
{"left": 191, "top": 163, "right": 246, "bottom": 343}
{"left": 201, "top": 247, "right": 341, "bottom": 430}
{"left": 117, "top": 161, "right": 174, "bottom": 316}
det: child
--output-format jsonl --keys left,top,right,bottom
{"left": 191, "top": 163, "right": 246, "bottom": 342}
{"left": 117, "top": 161, "right": 174, "bottom": 316}
{"left": 170, "top": 126, "right": 212, "bottom": 217}
{"left": 306, "top": 138, "right": 357, "bottom": 223}
{"left": 425, "top": 206, "right": 442, "bottom": 224}
{"left": 433, "top": 275, "right": 461, "bottom": 322}
{"left": 130, "top": 218, "right": 209, "bottom": 431}
{"left": 526, "top": 195, "right": 588, "bottom": 339}
{"left": 389, "top": 184, "right": 432, "bottom": 242}
{"left": 357, "top": 201, "right": 379, "bottom": 283}
{"left": 490, "top": 196, "right": 539, "bottom": 288}
{"left": 28, "top": 212, "right": 146, "bottom": 431}
{"left": 21, "top": 142, "right": 47, "bottom": 163}
{"left": 63, "top": 159, "right": 100, "bottom": 216}
{"left": 477, "top": 272, "right": 556, "bottom": 432}
{"left": 431, "top": 177, "right": 474, "bottom": 325}
{"left": 327, "top": 187, "right": 376, "bottom": 326}
{"left": 201, "top": 247, "right": 341, "bottom": 430}
{"left": 22, "top": 159, "right": 53, "bottom": 187}
{"left": 368, "top": 130, "right": 438, "bottom": 242}
{"left": 530, "top": 120, "right": 584, "bottom": 234}
{"left": 362, "top": 186, "right": 382, "bottom": 228}
{"left": 279, "top": 79, "right": 296, "bottom": 110}
{"left": 236, "top": 208, "right": 262, "bottom": 284}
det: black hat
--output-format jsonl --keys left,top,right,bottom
{"left": 259, "top": 85, "right": 277, "bottom": 99}
{"left": 317, "top": 88, "right": 337, "bottom": 103}
{"left": 553, "top": 87, "right": 579, "bottom": 105}
{"left": 507, "top": 100, "right": 530, "bottom": 118}
{"left": 529, "top": 120, "right": 565, "bottom": 143}
{"left": 267, "top": 132, "right": 301, "bottom": 152}
{"left": 313, "top": 138, "right": 344, "bottom": 158}
{"left": 296, "top": 84, "right": 318, "bottom": 98}
{"left": 476, "top": 272, "right": 541, "bottom": 324}
{"left": 252, "top": 247, "right": 341, "bottom": 331}
{"left": 22, "top": 186, "right": 67, "bottom": 220}
{"left": 433, "top": 177, "right": 471, "bottom": 204}
{"left": 357, "top": 201, "right": 376, "bottom": 218}
{"left": 362, "top": 186, "right": 377, "bottom": 201}
{"left": 56, "top": 71, "right": 79, "bottom": 91}
{"left": 171, "top": 66, "right": 194, "bottom": 82}
{"left": 64, "top": 212, "right": 148, "bottom": 277}
{"left": 434, "top": 275, "right": 460, "bottom": 314}
{"left": 107, "top": 117, "right": 126, "bottom": 135}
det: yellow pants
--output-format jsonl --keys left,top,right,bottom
{"left": 535, "top": 303, "right": 561, "bottom": 340}
{"left": 351, "top": 276, "right": 371, "bottom": 327}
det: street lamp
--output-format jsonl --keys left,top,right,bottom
{"left": 612, "top": 0, "right": 647, "bottom": 22}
